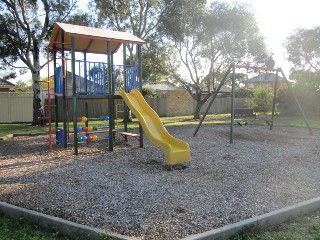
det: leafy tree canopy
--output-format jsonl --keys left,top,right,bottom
{"left": 285, "top": 26, "right": 320, "bottom": 72}
{"left": 289, "top": 70, "right": 320, "bottom": 90}
{"left": 156, "top": 1, "right": 269, "bottom": 118}
{"left": 0, "top": 0, "right": 89, "bottom": 125}
{"left": 90, "top": 0, "right": 167, "bottom": 81}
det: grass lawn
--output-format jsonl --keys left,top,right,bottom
{"left": 232, "top": 210, "right": 320, "bottom": 240}
{"left": 0, "top": 214, "right": 87, "bottom": 240}
{"left": 1, "top": 114, "right": 319, "bottom": 138}
{"left": 0, "top": 213, "right": 116, "bottom": 240}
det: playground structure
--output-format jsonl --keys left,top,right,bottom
{"left": 119, "top": 89, "right": 190, "bottom": 165}
{"left": 43, "top": 22, "right": 190, "bottom": 166}
{"left": 194, "top": 63, "right": 313, "bottom": 141}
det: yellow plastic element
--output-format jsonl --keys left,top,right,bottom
{"left": 118, "top": 89, "right": 191, "bottom": 165}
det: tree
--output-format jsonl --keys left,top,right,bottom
{"left": 0, "top": 0, "right": 83, "bottom": 125}
{"left": 289, "top": 70, "right": 320, "bottom": 90}
{"left": 245, "top": 87, "right": 273, "bottom": 113}
{"left": 284, "top": 26, "right": 320, "bottom": 116}
{"left": 157, "top": 1, "right": 269, "bottom": 119}
{"left": 14, "top": 79, "right": 32, "bottom": 92}
{"left": 285, "top": 26, "right": 320, "bottom": 73}
{"left": 90, "top": 0, "right": 163, "bottom": 81}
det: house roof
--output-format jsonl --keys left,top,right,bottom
{"left": 47, "top": 22, "right": 144, "bottom": 54}
{"left": 0, "top": 78, "right": 15, "bottom": 87}
{"left": 142, "top": 81, "right": 180, "bottom": 91}
{"left": 243, "top": 73, "right": 284, "bottom": 83}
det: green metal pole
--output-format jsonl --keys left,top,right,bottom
{"left": 137, "top": 44, "right": 143, "bottom": 148}
{"left": 107, "top": 42, "right": 114, "bottom": 151}
{"left": 71, "top": 36, "right": 78, "bottom": 155}
{"left": 280, "top": 69, "right": 313, "bottom": 135}
{"left": 270, "top": 70, "right": 279, "bottom": 130}
{"left": 193, "top": 64, "right": 233, "bottom": 137}
{"left": 85, "top": 102, "right": 88, "bottom": 144}
{"left": 230, "top": 63, "right": 236, "bottom": 144}
{"left": 84, "top": 51, "right": 87, "bottom": 93}
{"left": 61, "top": 30, "right": 68, "bottom": 148}
{"left": 53, "top": 50, "right": 59, "bottom": 143}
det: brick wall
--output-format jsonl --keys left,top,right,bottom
{"left": 165, "top": 90, "right": 193, "bottom": 116}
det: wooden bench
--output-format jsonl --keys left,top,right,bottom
{"left": 234, "top": 108, "right": 256, "bottom": 119}
{"left": 119, "top": 132, "right": 140, "bottom": 141}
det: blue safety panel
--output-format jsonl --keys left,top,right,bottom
{"left": 55, "top": 66, "right": 63, "bottom": 94}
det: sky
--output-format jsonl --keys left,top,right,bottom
{"left": 12, "top": 0, "right": 320, "bottom": 83}
{"left": 221, "top": 0, "right": 320, "bottom": 75}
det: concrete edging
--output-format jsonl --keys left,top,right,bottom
{"left": 0, "top": 201, "right": 135, "bottom": 240}
{"left": 1, "top": 197, "right": 320, "bottom": 240}
{"left": 0, "top": 134, "right": 13, "bottom": 140}
{"left": 182, "top": 197, "right": 320, "bottom": 240}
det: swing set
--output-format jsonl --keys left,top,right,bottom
{"left": 193, "top": 63, "right": 313, "bottom": 142}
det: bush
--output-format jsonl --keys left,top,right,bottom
{"left": 245, "top": 87, "right": 273, "bottom": 113}
{"left": 141, "top": 88, "right": 156, "bottom": 97}
{"left": 235, "top": 88, "right": 254, "bottom": 98}
{"left": 277, "top": 83, "right": 320, "bottom": 116}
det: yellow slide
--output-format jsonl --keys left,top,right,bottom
{"left": 118, "top": 89, "right": 191, "bottom": 166}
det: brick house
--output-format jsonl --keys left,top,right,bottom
{"left": 242, "top": 73, "right": 286, "bottom": 89}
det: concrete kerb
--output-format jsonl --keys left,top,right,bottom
{"left": 0, "top": 134, "right": 13, "bottom": 140}
{"left": 0, "top": 201, "right": 136, "bottom": 240}
{"left": 182, "top": 197, "right": 320, "bottom": 240}
{"left": 0, "top": 197, "right": 320, "bottom": 240}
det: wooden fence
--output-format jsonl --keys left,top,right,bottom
{"left": 0, "top": 92, "right": 246, "bottom": 123}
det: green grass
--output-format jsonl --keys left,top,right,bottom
{"left": 1, "top": 114, "right": 320, "bottom": 138}
{"left": 232, "top": 211, "right": 320, "bottom": 240}
{"left": 0, "top": 214, "right": 76, "bottom": 240}
{"left": 0, "top": 213, "right": 113, "bottom": 240}
{"left": 0, "top": 123, "right": 48, "bottom": 137}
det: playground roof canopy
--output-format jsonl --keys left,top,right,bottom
{"left": 47, "top": 22, "right": 144, "bottom": 54}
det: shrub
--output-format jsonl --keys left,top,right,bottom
{"left": 245, "top": 87, "right": 273, "bottom": 113}
{"left": 142, "top": 88, "right": 156, "bottom": 97}
{"left": 277, "top": 83, "right": 320, "bottom": 116}
{"left": 235, "top": 88, "right": 254, "bottom": 98}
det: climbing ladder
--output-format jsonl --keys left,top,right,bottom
{"left": 115, "top": 99, "right": 124, "bottom": 130}
{"left": 38, "top": 58, "right": 54, "bottom": 152}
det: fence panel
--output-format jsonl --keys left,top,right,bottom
{"left": 198, "top": 95, "right": 246, "bottom": 114}
{"left": 1, "top": 92, "right": 248, "bottom": 123}
{"left": 0, "top": 93, "right": 33, "bottom": 123}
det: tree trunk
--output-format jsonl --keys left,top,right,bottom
{"left": 193, "top": 101, "right": 203, "bottom": 119}
{"left": 193, "top": 93, "right": 212, "bottom": 120}
{"left": 32, "top": 40, "right": 44, "bottom": 126}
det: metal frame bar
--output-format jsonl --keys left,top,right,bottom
{"left": 279, "top": 68, "right": 313, "bottom": 135}
{"left": 71, "top": 36, "right": 78, "bottom": 155}
{"left": 107, "top": 42, "right": 114, "bottom": 151}
{"left": 193, "top": 64, "right": 233, "bottom": 137}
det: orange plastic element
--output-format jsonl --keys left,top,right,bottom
{"left": 118, "top": 89, "right": 191, "bottom": 165}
